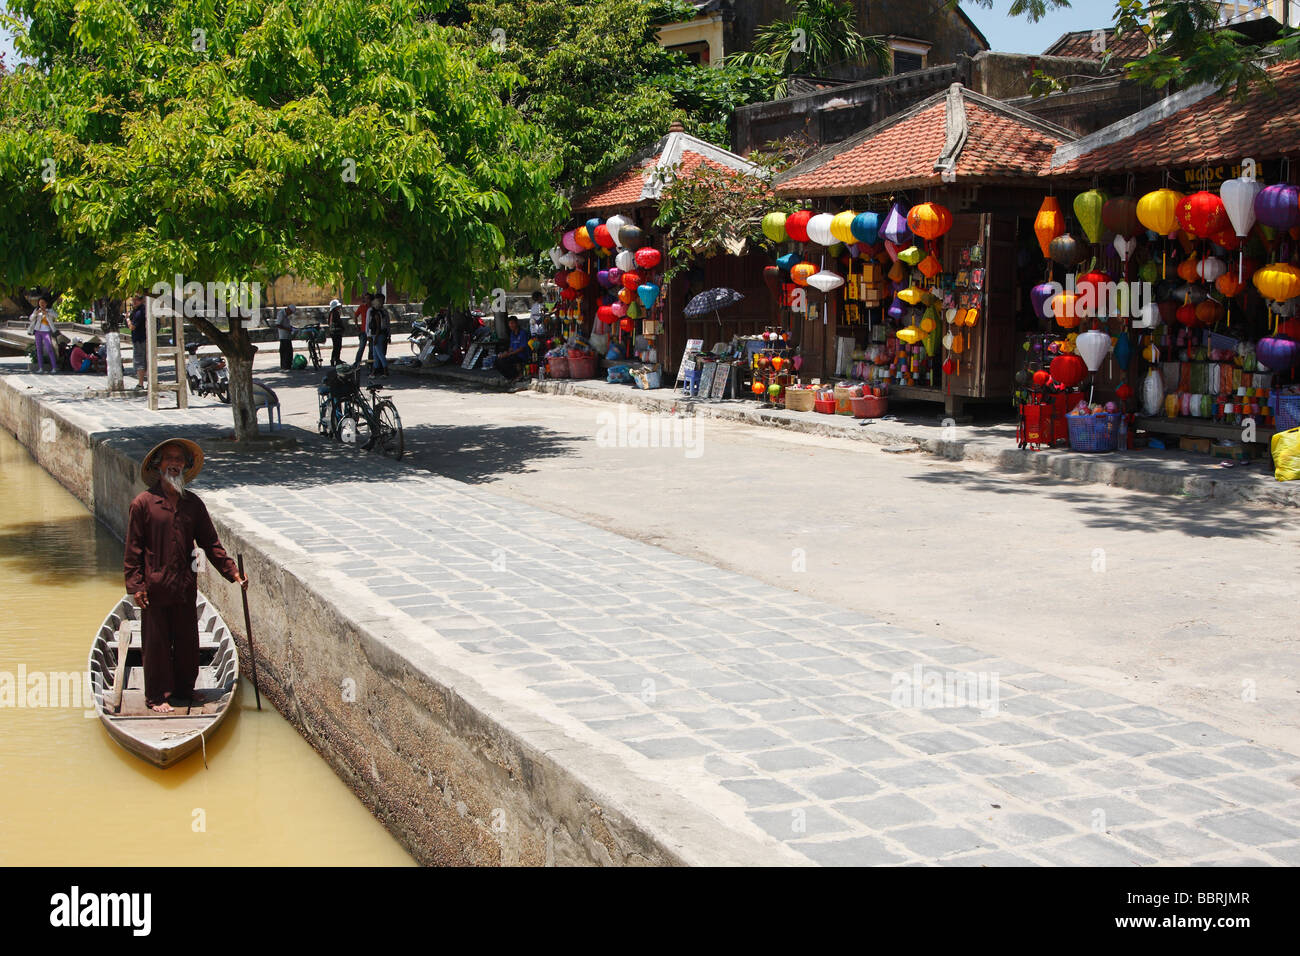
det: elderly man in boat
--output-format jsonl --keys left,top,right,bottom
{"left": 123, "top": 438, "right": 247, "bottom": 714}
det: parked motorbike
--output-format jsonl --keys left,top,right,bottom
{"left": 184, "top": 342, "right": 230, "bottom": 403}
{"left": 409, "top": 314, "right": 452, "bottom": 362}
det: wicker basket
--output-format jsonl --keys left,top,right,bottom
{"left": 785, "top": 389, "right": 816, "bottom": 412}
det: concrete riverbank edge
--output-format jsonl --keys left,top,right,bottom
{"left": 0, "top": 373, "right": 800, "bottom": 866}
{"left": 515, "top": 376, "right": 1300, "bottom": 509}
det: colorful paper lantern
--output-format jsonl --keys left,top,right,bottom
{"left": 763, "top": 266, "right": 782, "bottom": 297}
{"left": 1048, "top": 234, "right": 1086, "bottom": 268}
{"left": 830, "top": 211, "right": 858, "bottom": 244}
{"left": 762, "top": 212, "right": 788, "bottom": 243}
{"left": 561, "top": 230, "right": 580, "bottom": 254}
{"left": 790, "top": 263, "right": 817, "bottom": 286}
{"left": 621, "top": 271, "right": 642, "bottom": 291}
{"left": 807, "top": 270, "right": 845, "bottom": 293}
{"left": 574, "top": 226, "right": 595, "bottom": 250}
{"left": 888, "top": 260, "right": 907, "bottom": 284}
{"left": 1049, "top": 354, "right": 1086, "bottom": 387}
{"left": 1031, "top": 282, "right": 1058, "bottom": 320}
{"left": 1254, "top": 184, "right": 1300, "bottom": 232}
{"left": 897, "top": 245, "right": 924, "bottom": 267}
{"left": 898, "top": 286, "right": 925, "bottom": 306}
{"left": 1195, "top": 299, "right": 1224, "bottom": 326}
{"left": 776, "top": 252, "right": 800, "bottom": 275}
{"left": 593, "top": 224, "right": 615, "bottom": 249}
{"left": 1216, "top": 273, "right": 1243, "bottom": 297}
{"left": 615, "top": 249, "right": 635, "bottom": 271}
{"left": 1196, "top": 257, "right": 1227, "bottom": 283}
{"left": 1258, "top": 337, "right": 1300, "bottom": 371}
{"left": 1136, "top": 188, "right": 1183, "bottom": 236}
{"left": 1034, "top": 197, "right": 1065, "bottom": 258}
{"left": 918, "top": 254, "right": 942, "bottom": 279}
{"left": 637, "top": 283, "right": 660, "bottom": 308}
{"left": 850, "top": 211, "right": 880, "bottom": 244}
{"left": 567, "top": 270, "right": 589, "bottom": 290}
{"left": 634, "top": 247, "right": 662, "bottom": 270}
{"left": 906, "top": 202, "right": 953, "bottom": 240}
{"left": 785, "top": 210, "right": 813, "bottom": 243}
{"left": 1075, "top": 329, "right": 1110, "bottom": 371}
{"left": 596, "top": 304, "right": 615, "bottom": 324}
{"left": 1051, "top": 292, "right": 1080, "bottom": 328}
{"left": 896, "top": 325, "right": 923, "bottom": 345}
{"left": 1253, "top": 263, "right": 1300, "bottom": 302}
{"left": 1220, "top": 177, "right": 1261, "bottom": 239}
{"left": 1073, "top": 189, "right": 1107, "bottom": 244}
{"left": 881, "top": 203, "right": 911, "bottom": 246}
{"left": 1101, "top": 195, "right": 1140, "bottom": 238}
{"left": 605, "top": 214, "right": 631, "bottom": 247}
{"left": 617, "top": 288, "right": 633, "bottom": 304}
{"left": 806, "top": 213, "right": 836, "bottom": 246}
{"left": 1177, "top": 190, "right": 1228, "bottom": 239}
{"left": 619, "top": 225, "right": 646, "bottom": 250}
{"left": 1113, "top": 235, "right": 1137, "bottom": 262}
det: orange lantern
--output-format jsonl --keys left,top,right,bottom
{"left": 917, "top": 254, "right": 942, "bottom": 279}
{"left": 1176, "top": 256, "right": 1199, "bottom": 283}
{"left": 907, "top": 202, "right": 953, "bottom": 240}
{"left": 790, "top": 263, "right": 817, "bottom": 287}
{"left": 1216, "top": 273, "right": 1242, "bottom": 297}
{"left": 1034, "top": 197, "right": 1065, "bottom": 258}
{"left": 575, "top": 226, "right": 595, "bottom": 250}
{"left": 751, "top": 380, "right": 765, "bottom": 395}
{"left": 1195, "top": 299, "right": 1224, "bottom": 326}
{"left": 1052, "top": 292, "right": 1080, "bottom": 328}
{"left": 887, "top": 260, "right": 907, "bottom": 283}
{"left": 567, "top": 269, "right": 590, "bottom": 290}
{"left": 618, "top": 288, "right": 633, "bottom": 304}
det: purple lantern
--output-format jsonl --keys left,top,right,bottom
{"left": 887, "top": 295, "right": 905, "bottom": 321}
{"left": 1254, "top": 184, "right": 1300, "bottom": 232}
{"left": 596, "top": 269, "right": 612, "bottom": 289}
{"left": 880, "top": 203, "right": 912, "bottom": 246}
{"left": 1257, "top": 336, "right": 1300, "bottom": 372}
{"left": 1031, "top": 282, "right": 1058, "bottom": 321}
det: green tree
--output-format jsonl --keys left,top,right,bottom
{"left": 729, "top": 0, "right": 890, "bottom": 97}
{"left": 0, "top": 0, "right": 564, "bottom": 440}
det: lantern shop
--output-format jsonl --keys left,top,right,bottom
{"left": 552, "top": 123, "right": 768, "bottom": 386}
{"left": 765, "top": 85, "right": 1079, "bottom": 418}
{"left": 1038, "top": 58, "right": 1300, "bottom": 457}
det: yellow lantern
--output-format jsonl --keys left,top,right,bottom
{"left": 1253, "top": 263, "right": 1300, "bottom": 301}
{"left": 1052, "top": 293, "right": 1080, "bottom": 328}
{"left": 830, "top": 211, "right": 858, "bottom": 244}
{"left": 1136, "top": 188, "right": 1183, "bottom": 236}
{"left": 896, "top": 325, "right": 923, "bottom": 345}
{"left": 897, "top": 286, "right": 925, "bottom": 306}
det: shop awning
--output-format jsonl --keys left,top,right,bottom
{"left": 773, "top": 83, "right": 1076, "bottom": 198}
{"left": 1047, "top": 59, "right": 1300, "bottom": 176}
{"left": 571, "top": 122, "right": 761, "bottom": 214}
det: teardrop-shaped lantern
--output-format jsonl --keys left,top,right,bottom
{"left": 1219, "top": 177, "right": 1261, "bottom": 239}
{"left": 1034, "top": 197, "right": 1065, "bottom": 258}
{"left": 1074, "top": 189, "right": 1107, "bottom": 244}
{"left": 1101, "top": 195, "right": 1140, "bottom": 238}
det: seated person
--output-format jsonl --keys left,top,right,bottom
{"left": 496, "top": 315, "right": 531, "bottom": 382}
{"left": 69, "top": 341, "right": 95, "bottom": 372}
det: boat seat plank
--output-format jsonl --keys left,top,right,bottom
{"left": 116, "top": 687, "right": 228, "bottom": 717}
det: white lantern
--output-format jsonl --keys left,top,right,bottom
{"left": 606, "top": 214, "right": 631, "bottom": 248}
{"left": 615, "top": 250, "right": 635, "bottom": 271}
{"left": 1197, "top": 257, "right": 1227, "bottom": 283}
{"left": 1076, "top": 329, "right": 1111, "bottom": 372}
{"left": 559, "top": 252, "right": 579, "bottom": 269}
{"left": 1141, "top": 368, "right": 1165, "bottom": 416}
{"left": 1113, "top": 235, "right": 1136, "bottom": 261}
{"left": 806, "top": 213, "right": 837, "bottom": 246}
{"left": 548, "top": 246, "right": 564, "bottom": 267}
{"left": 1132, "top": 301, "right": 1161, "bottom": 329}
{"left": 1219, "top": 177, "right": 1261, "bottom": 240}
{"left": 807, "top": 270, "right": 845, "bottom": 293}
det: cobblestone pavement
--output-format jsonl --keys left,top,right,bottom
{"left": 10, "top": 362, "right": 1300, "bottom": 865}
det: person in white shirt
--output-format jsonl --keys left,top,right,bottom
{"left": 528, "top": 291, "right": 548, "bottom": 336}
{"left": 27, "top": 297, "right": 59, "bottom": 373}
{"left": 276, "top": 305, "right": 297, "bottom": 370}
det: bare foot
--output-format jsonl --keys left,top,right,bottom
{"left": 149, "top": 701, "right": 174, "bottom": 713}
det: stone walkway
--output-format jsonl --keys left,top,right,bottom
{"left": 9, "top": 360, "right": 1300, "bottom": 865}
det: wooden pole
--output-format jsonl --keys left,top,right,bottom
{"left": 236, "top": 554, "right": 261, "bottom": 711}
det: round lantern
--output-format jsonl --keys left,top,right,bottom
{"left": 615, "top": 249, "right": 635, "bottom": 271}
{"left": 619, "top": 225, "right": 646, "bottom": 250}
{"left": 1049, "top": 354, "right": 1086, "bottom": 388}
{"left": 1034, "top": 197, "right": 1065, "bottom": 258}
{"left": 1048, "top": 234, "right": 1086, "bottom": 267}
{"left": 574, "top": 226, "right": 595, "bottom": 250}
{"left": 593, "top": 224, "right": 615, "bottom": 249}
{"left": 1075, "top": 270, "right": 1110, "bottom": 317}
{"left": 635, "top": 247, "right": 662, "bottom": 270}
{"left": 561, "top": 230, "right": 581, "bottom": 254}
{"left": 1136, "top": 188, "right": 1183, "bottom": 235}
{"left": 1176, "top": 256, "right": 1199, "bottom": 282}
{"left": 596, "top": 304, "right": 615, "bottom": 324}
{"left": 1254, "top": 184, "right": 1300, "bottom": 232}
{"left": 1195, "top": 299, "right": 1224, "bottom": 326}
{"left": 1075, "top": 329, "right": 1110, "bottom": 372}
{"left": 776, "top": 252, "right": 800, "bottom": 275}
{"left": 597, "top": 269, "right": 615, "bottom": 289}
{"left": 850, "top": 211, "right": 880, "bottom": 244}
{"left": 611, "top": 301, "right": 627, "bottom": 318}
{"left": 605, "top": 214, "right": 631, "bottom": 247}
{"left": 762, "top": 212, "right": 788, "bottom": 243}
{"left": 1257, "top": 337, "right": 1300, "bottom": 371}
{"left": 620, "top": 318, "right": 635, "bottom": 333}
{"left": 1219, "top": 177, "right": 1261, "bottom": 239}
{"left": 790, "top": 263, "right": 817, "bottom": 287}
{"left": 1175, "top": 303, "right": 1198, "bottom": 327}
{"left": 1177, "top": 190, "right": 1228, "bottom": 239}
{"left": 617, "top": 288, "right": 633, "bottom": 304}
{"left": 621, "top": 271, "right": 643, "bottom": 291}
{"left": 907, "top": 202, "right": 953, "bottom": 240}
{"left": 567, "top": 270, "right": 589, "bottom": 290}
{"left": 785, "top": 210, "right": 813, "bottom": 243}
{"left": 1102, "top": 195, "right": 1141, "bottom": 238}
{"left": 751, "top": 380, "right": 765, "bottom": 396}
{"left": 807, "top": 270, "right": 845, "bottom": 293}
{"left": 806, "top": 213, "right": 836, "bottom": 246}
{"left": 1253, "top": 263, "right": 1300, "bottom": 302}
{"left": 1032, "top": 369, "right": 1050, "bottom": 386}
{"left": 881, "top": 203, "right": 911, "bottom": 246}
{"left": 1114, "top": 330, "right": 1133, "bottom": 368}
{"left": 830, "top": 211, "right": 858, "bottom": 244}
{"left": 1196, "top": 257, "right": 1227, "bottom": 283}
{"left": 1216, "top": 273, "right": 1243, "bottom": 297}
{"left": 1211, "top": 228, "right": 1240, "bottom": 251}
{"left": 560, "top": 288, "right": 577, "bottom": 301}
{"left": 637, "top": 283, "right": 660, "bottom": 309}
{"left": 1031, "top": 282, "right": 1058, "bottom": 320}
{"left": 1051, "top": 292, "right": 1080, "bottom": 328}
{"left": 1073, "top": 189, "right": 1107, "bottom": 244}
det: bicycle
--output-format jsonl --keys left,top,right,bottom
{"left": 298, "top": 322, "right": 326, "bottom": 369}
{"left": 318, "top": 363, "right": 404, "bottom": 460}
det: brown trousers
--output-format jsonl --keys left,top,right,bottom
{"left": 142, "top": 599, "right": 199, "bottom": 705}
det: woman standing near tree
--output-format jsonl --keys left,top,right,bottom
{"left": 27, "top": 296, "right": 59, "bottom": 373}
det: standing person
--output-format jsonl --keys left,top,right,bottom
{"left": 328, "top": 298, "right": 346, "bottom": 366}
{"left": 128, "top": 295, "right": 148, "bottom": 389}
{"left": 276, "top": 305, "right": 297, "bottom": 370}
{"left": 27, "top": 296, "right": 59, "bottom": 373}
{"left": 123, "top": 438, "right": 247, "bottom": 713}
{"left": 353, "top": 293, "right": 371, "bottom": 366}
{"left": 370, "top": 293, "right": 391, "bottom": 377}
{"left": 528, "top": 291, "right": 548, "bottom": 337}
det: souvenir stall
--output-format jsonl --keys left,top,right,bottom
{"left": 1040, "top": 60, "right": 1300, "bottom": 458}
{"left": 768, "top": 85, "right": 1078, "bottom": 417}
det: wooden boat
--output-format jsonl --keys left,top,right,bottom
{"left": 88, "top": 592, "right": 239, "bottom": 768}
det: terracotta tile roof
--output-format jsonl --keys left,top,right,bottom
{"left": 774, "top": 86, "right": 1073, "bottom": 197}
{"left": 1043, "top": 28, "right": 1149, "bottom": 62}
{"left": 572, "top": 132, "right": 758, "bottom": 213}
{"left": 1049, "top": 59, "right": 1300, "bottom": 175}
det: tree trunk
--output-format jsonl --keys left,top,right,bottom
{"left": 190, "top": 315, "right": 260, "bottom": 442}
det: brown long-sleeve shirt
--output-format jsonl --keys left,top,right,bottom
{"left": 124, "top": 482, "right": 239, "bottom": 606}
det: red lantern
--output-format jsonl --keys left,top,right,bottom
{"left": 1175, "top": 303, "right": 1199, "bottom": 327}
{"left": 634, "top": 247, "right": 661, "bottom": 269}
{"left": 617, "top": 288, "right": 633, "bottom": 304}
{"left": 785, "top": 210, "right": 814, "bottom": 243}
{"left": 1032, "top": 369, "right": 1050, "bottom": 386}
{"left": 1211, "top": 227, "right": 1240, "bottom": 251}
{"left": 619, "top": 318, "right": 635, "bottom": 333}
{"left": 1049, "top": 354, "right": 1086, "bottom": 388}
{"left": 560, "top": 288, "right": 577, "bottom": 301}
{"left": 1177, "top": 191, "right": 1227, "bottom": 239}
{"left": 763, "top": 266, "right": 782, "bottom": 297}
{"left": 596, "top": 304, "right": 615, "bottom": 324}
{"left": 621, "top": 271, "right": 642, "bottom": 291}
{"left": 942, "top": 358, "right": 957, "bottom": 375}
{"left": 1195, "top": 299, "right": 1224, "bottom": 326}
{"left": 1116, "top": 382, "right": 1134, "bottom": 402}
{"left": 593, "top": 224, "right": 615, "bottom": 249}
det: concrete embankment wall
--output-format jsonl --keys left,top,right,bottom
{"left": 0, "top": 374, "right": 730, "bottom": 866}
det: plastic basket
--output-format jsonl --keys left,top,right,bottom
{"left": 1273, "top": 393, "right": 1300, "bottom": 431}
{"left": 546, "top": 355, "right": 570, "bottom": 378}
{"left": 1066, "top": 412, "right": 1121, "bottom": 452}
{"left": 851, "top": 395, "right": 888, "bottom": 419}
{"left": 568, "top": 354, "right": 595, "bottom": 379}
{"left": 813, "top": 398, "right": 836, "bottom": 414}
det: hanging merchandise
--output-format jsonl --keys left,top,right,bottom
{"left": 906, "top": 202, "right": 953, "bottom": 240}
{"left": 776, "top": 252, "right": 800, "bottom": 276}
{"left": 1052, "top": 292, "right": 1080, "bottom": 328}
{"left": 605, "top": 214, "right": 631, "bottom": 247}
{"left": 1073, "top": 189, "right": 1107, "bottom": 244}
{"left": 1034, "top": 197, "right": 1065, "bottom": 258}
{"left": 763, "top": 266, "right": 783, "bottom": 297}
{"left": 880, "top": 203, "right": 911, "bottom": 246}
{"left": 615, "top": 249, "right": 635, "bottom": 271}
{"left": 1196, "top": 258, "right": 1227, "bottom": 283}
{"left": 1176, "top": 191, "right": 1228, "bottom": 240}
{"left": 634, "top": 247, "right": 662, "bottom": 270}
{"left": 1254, "top": 184, "right": 1300, "bottom": 232}
{"left": 618, "top": 225, "right": 646, "bottom": 250}
{"left": 785, "top": 210, "right": 814, "bottom": 243}
{"left": 1137, "top": 188, "right": 1183, "bottom": 235}
{"left": 1048, "top": 234, "right": 1087, "bottom": 268}
{"left": 1254, "top": 263, "right": 1300, "bottom": 302}
{"left": 1030, "top": 282, "right": 1057, "bottom": 321}
{"left": 830, "top": 211, "right": 859, "bottom": 244}
{"left": 806, "top": 213, "right": 837, "bottom": 246}
{"left": 637, "top": 283, "right": 660, "bottom": 309}
{"left": 1050, "top": 354, "right": 1087, "bottom": 387}
{"left": 593, "top": 224, "right": 615, "bottom": 249}
{"left": 763, "top": 212, "right": 789, "bottom": 243}
{"left": 897, "top": 245, "right": 925, "bottom": 266}
{"left": 1076, "top": 331, "right": 1110, "bottom": 371}
{"left": 790, "top": 263, "right": 817, "bottom": 286}
{"left": 575, "top": 226, "right": 595, "bottom": 250}
{"left": 807, "top": 270, "right": 845, "bottom": 293}
{"left": 918, "top": 254, "right": 942, "bottom": 279}
{"left": 1258, "top": 337, "right": 1300, "bottom": 371}
{"left": 850, "top": 211, "right": 880, "bottom": 244}
{"left": 1113, "top": 235, "right": 1137, "bottom": 263}
{"left": 1101, "top": 195, "right": 1141, "bottom": 238}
